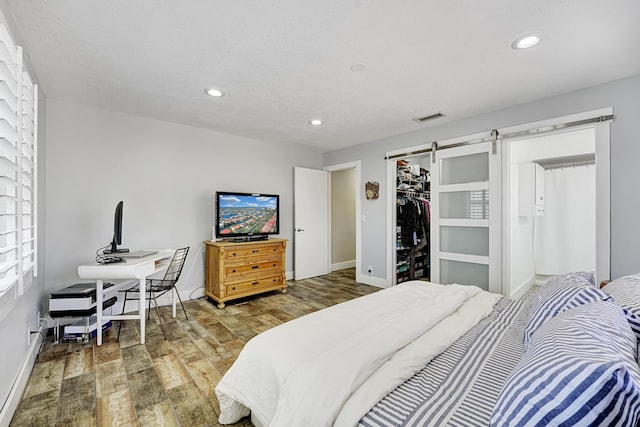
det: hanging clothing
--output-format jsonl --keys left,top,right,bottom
{"left": 397, "top": 196, "right": 430, "bottom": 249}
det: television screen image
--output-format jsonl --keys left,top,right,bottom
{"left": 216, "top": 192, "right": 279, "bottom": 238}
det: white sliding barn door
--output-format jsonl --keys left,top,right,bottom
{"left": 430, "top": 141, "right": 502, "bottom": 293}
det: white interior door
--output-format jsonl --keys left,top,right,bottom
{"left": 294, "top": 167, "right": 329, "bottom": 280}
{"left": 430, "top": 141, "right": 502, "bottom": 293}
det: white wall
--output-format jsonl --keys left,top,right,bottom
{"left": 45, "top": 100, "right": 323, "bottom": 299}
{"left": 330, "top": 168, "right": 355, "bottom": 269}
{"left": 508, "top": 128, "right": 595, "bottom": 296}
{"left": 324, "top": 74, "right": 640, "bottom": 284}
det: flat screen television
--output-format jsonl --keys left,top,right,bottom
{"left": 215, "top": 192, "right": 280, "bottom": 241}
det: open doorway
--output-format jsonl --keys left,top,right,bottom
{"left": 393, "top": 158, "right": 431, "bottom": 285}
{"left": 507, "top": 127, "right": 597, "bottom": 297}
{"left": 324, "top": 161, "right": 363, "bottom": 284}
{"left": 330, "top": 168, "right": 356, "bottom": 272}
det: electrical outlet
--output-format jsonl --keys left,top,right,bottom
{"left": 367, "top": 266, "right": 373, "bottom": 275}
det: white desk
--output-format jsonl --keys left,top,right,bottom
{"left": 77, "top": 249, "right": 174, "bottom": 346}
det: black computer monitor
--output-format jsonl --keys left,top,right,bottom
{"left": 105, "top": 201, "right": 129, "bottom": 254}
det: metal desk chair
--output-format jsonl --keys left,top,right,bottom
{"left": 116, "top": 246, "right": 189, "bottom": 341}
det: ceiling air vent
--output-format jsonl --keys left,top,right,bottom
{"left": 413, "top": 112, "right": 445, "bottom": 123}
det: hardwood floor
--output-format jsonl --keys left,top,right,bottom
{"left": 10, "top": 269, "right": 379, "bottom": 427}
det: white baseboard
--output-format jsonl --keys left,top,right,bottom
{"left": 535, "top": 274, "right": 553, "bottom": 286}
{"left": 331, "top": 260, "right": 356, "bottom": 272}
{"left": 356, "top": 273, "right": 390, "bottom": 288}
{"left": 510, "top": 275, "right": 536, "bottom": 299}
{"left": 0, "top": 327, "right": 44, "bottom": 427}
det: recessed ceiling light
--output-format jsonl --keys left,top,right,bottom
{"left": 309, "top": 119, "right": 323, "bottom": 126}
{"left": 512, "top": 34, "right": 540, "bottom": 49}
{"left": 205, "top": 88, "right": 225, "bottom": 97}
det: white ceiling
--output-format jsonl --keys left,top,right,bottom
{"left": 5, "top": 0, "right": 640, "bottom": 151}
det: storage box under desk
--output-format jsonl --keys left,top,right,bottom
{"left": 50, "top": 296, "right": 117, "bottom": 343}
{"left": 49, "top": 282, "right": 115, "bottom": 311}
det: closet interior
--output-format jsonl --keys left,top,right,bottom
{"left": 395, "top": 159, "right": 431, "bottom": 284}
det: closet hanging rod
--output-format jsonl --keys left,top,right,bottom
{"left": 384, "top": 114, "right": 613, "bottom": 160}
{"left": 397, "top": 189, "right": 430, "bottom": 197}
{"left": 543, "top": 160, "right": 596, "bottom": 171}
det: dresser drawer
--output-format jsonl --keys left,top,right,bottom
{"left": 225, "top": 259, "right": 282, "bottom": 278}
{"left": 224, "top": 243, "right": 283, "bottom": 261}
{"left": 225, "top": 275, "right": 283, "bottom": 296}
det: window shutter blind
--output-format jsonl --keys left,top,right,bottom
{"left": 0, "top": 19, "right": 37, "bottom": 296}
{"left": 20, "top": 66, "right": 36, "bottom": 283}
{"left": 0, "top": 22, "right": 19, "bottom": 294}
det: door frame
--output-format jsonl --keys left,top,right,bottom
{"left": 323, "top": 161, "right": 363, "bottom": 284}
{"left": 385, "top": 107, "right": 612, "bottom": 294}
{"left": 501, "top": 116, "right": 611, "bottom": 293}
{"left": 385, "top": 130, "right": 491, "bottom": 287}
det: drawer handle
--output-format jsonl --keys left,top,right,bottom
{"left": 231, "top": 252, "right": 237, "bottom": 257}
{"left": 232, "top": 269, "right": 237, "bottom": 273}
{"left": 232, "top": 286, "right": 236, "bottom": 290}
{"left": 252, "top": 281, "right": 259, "bottom": 285}
{"left": 252, "top": 249, "right": 259, "bottom": 253}
{"left": 252, "top": 265, "right": 259, "bottom": 269}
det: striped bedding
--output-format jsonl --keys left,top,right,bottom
{"left": 360, "top": 297, "right": 527, "bottom": 427}
{"left": 216, "top": 281, "right": 501, "bottom": 426}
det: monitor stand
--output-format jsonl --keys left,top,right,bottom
{"left": 104, "top": 247, "right": 129, "bottom": 254}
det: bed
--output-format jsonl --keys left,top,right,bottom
{"left": 215, "top": 272, "right": 640, "bottom": 427}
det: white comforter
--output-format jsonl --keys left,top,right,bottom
{"left": 215, "top": 281, "right": 501, "bottom": 427}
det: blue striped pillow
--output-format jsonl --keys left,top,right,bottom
{"left": 524, "top": 271, "right": 609, "bottom": 348}
{"left": 603, "top": 274, "right": 640, "bottom": 339}
{"left": 492, "top": 301, "right": 640, "bottom": 427}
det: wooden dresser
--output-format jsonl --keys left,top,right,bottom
{"left": 204, "top": 238, "right": 287, "bottom": 308}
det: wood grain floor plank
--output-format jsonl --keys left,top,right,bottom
{"left": 11, "top": 269, "right": 379, "bottom": 426}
